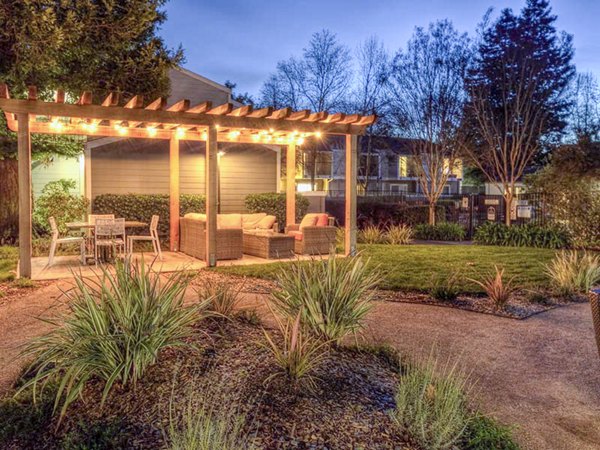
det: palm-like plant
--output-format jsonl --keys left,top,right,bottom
{"left": 261, "top": 311, "right": 328, "bottom": 391}
{"left": 270, "top": 255, "right": 380, "bottom": 344}
{"left": 469, "top": 265, "right": 515, "bottom": 309}
{"left": 19, "top": 259, "right": 203, "bottom": 420}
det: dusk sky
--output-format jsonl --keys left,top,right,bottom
{"left": 160, "top": 0, "right": 600, "bottom": 98}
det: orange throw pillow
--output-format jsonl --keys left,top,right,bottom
{"left": 315, "top": 214, "right": 329, "bottom": 227}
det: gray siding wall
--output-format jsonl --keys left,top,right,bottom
{"left": 167, "top": 68, "right": 230, "bottom": 107}
{"left": 32, "top": 155, "right": 84, "bottom": 199}
{"left": 91, "top": 140, "right": 278, "bottom": 213}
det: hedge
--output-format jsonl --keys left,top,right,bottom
{"left": 92, "top": 194, "right": 205, "bottom": 236}
{"left": 413, "top": 223, "right": 466, "bottom": 241}
{"left": 325, "top": 198, "right": 446, "bottom": 228}
{"left": 473, "top": 222, "right": 571, "bottom": 249}
{"left": 245, "top": 193, "right": 309, "bottom": 231}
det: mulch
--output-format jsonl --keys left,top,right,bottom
{"left": 6, "top": 319, "right": 415, "bottom": 450}
{"left": 193, "top": 271, "right": 587, "bottom": 320}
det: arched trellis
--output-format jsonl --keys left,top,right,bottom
{"left": 0, "top": 85, "right": 373, "bottom": 276}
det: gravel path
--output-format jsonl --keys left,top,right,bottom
{"left": 1, "top": 282, "right": 598, "bottom": 450}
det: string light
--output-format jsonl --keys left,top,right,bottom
{"left": 228, "top": 130, "right": 240, "bottom": 140}
{"left": 175, "top": 127, "right": 185, "bottom": 139}
{"left": 49, "top": 118, "right": 64, "bottom": 131}
{"left": 201, "top": 132, "right": 207, "bottom": 140}
{"left": 315, "top": 131, "right": 322, "bottom": 138}
{"left": 146, "top": 126, "right": 157, "bottom": 137}
{"left": 252, "top": 134, "right": 260, "bottom": 142}
{"left": 296, "top": 137, "right": 305, "bottom": 145}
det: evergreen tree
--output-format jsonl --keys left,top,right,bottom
{"left": 0, "top": 0, "right": 183, "bottom": 241}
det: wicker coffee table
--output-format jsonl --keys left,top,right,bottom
{"left": 243, "top": 231, "right": 295, "bottom": 259}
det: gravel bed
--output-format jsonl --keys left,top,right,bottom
{"left": 7, "top": 320, "right": 415, "bottom": 449}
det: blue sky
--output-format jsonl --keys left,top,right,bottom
{"left": 160, "top": 0, "right": 600, "bottom": 97}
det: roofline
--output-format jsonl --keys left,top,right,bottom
{"left": 172, "top": 66, "right": 231, "bottom": 95}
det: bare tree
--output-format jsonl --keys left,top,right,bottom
{"left": 389, "top": 20, "right": 471, "bottom": 224}
{"left": 259, "top": 30, "right": 352, "bottom": 190}
{"left": 352, "top": 36, "right": 390, "bottom": 191}
{"left": 571, "top": 72, "right": 600, "bottom": 142}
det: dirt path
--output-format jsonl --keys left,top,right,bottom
{"left": 1, "top": 283, "right": 598, "bottom": 450}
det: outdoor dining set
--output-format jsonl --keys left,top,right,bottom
{"left": 47, "top": 214, "right": 162, "bottom": 266}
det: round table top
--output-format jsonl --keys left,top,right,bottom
{"left": 66, "top": 220, "right": 147, "bottom": 228}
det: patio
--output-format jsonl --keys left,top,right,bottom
{"left": 28, "top": 251, "right": 316, "bottom": 281}
{"left": 0, "top": 84, "right": 375, "bottom": 278}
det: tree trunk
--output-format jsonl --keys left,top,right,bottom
{"left": 0, "top": 158, "right": 19, "bottom": 244}
{"left": 504, "top": 193, "right": 513, "bottom": 226}
{"left": 428, "top": 201, "right": 436, "bottom": 225}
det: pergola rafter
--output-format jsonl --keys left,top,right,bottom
{"left": 0, "top": 84, "right": 369, "bottom": 277}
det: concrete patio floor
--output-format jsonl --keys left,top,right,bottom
{"left": 29, "top": 251, "right": 311, "bottom": 280}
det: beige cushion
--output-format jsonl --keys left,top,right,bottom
{"left": 184, "top": 213, "right": 206, "bottom": 221}
{"left": 299, "top": 213, "right": 319, "bottom": 229}
{"left": 257, "top": 215, "right": 276, "bottom": 230}
{"left": 242, "top": 213, "right": 266, "bottom": 230}
{"left": 217, "top": 214, "right": 242, "bottom": 229}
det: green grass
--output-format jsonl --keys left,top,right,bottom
{"left": 0, "top": 246, "right": 18, "bottom": 282}
{"left": 213, "top": 244, "right": 558, "bottom": 294}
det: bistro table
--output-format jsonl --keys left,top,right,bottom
{"left": 66, "top": 220, "right": 148, "bottom": 264}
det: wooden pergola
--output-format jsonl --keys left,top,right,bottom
{"left": 0, "top": 85, "right": 374, "bottom": 277}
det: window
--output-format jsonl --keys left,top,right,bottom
{"left": 359, "top": 154, "right": 379, "bottom": 178}
{"left": 442, "top": 184, "right": 452, "bottom": 195}
{"left": 303, "top": 151, "right": 332, "bottom": 178}
{"left": 398, "top": 156, "right": 419, "bottom": 177}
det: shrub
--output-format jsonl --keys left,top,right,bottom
{"left": 470, "top": 266, "right": 515, "bottom": 309}
{"left": 391, "top": 355, "right": 470, "bottom": 450}
{"left": 326, "top": 198, "right": 446, "bottom": 228}
{"left": 198, "top": 279, "right": 242, "bottom": 318}
{"left": 61, "top": 419, "right": 130, "bottom": 450}
{"left": 358, "top": 224, "right": 386, "bottom": 244}
{"left": 19, "top": 259, "right": 203, "bottom": 420}
{"left": 414, "top": 223, "right": 466, "bottom": 241}
{"left": 473, "top": 222, "right": 570, "bottom": 249}
{"left": 544, "top": 251, "right": 600, "bottom": 297}
{"left": 33, "top": 179, "right": 89, "bottom": 235}
{"left": 167, "top": 384, "right": 252, "bottom": 450}
{"left": 270, "top": 255, "right": 380, "bottom": 343}
{"left": 464, "top": 414, "right": 520, "bottom": 450}
{"left": 386, "top": 224, "right": 413, "bottom": 245}
{"left": 430, "top": 271, "right": 461, "bottom": 302}
{"left": 93, "top": 193, "right": 205, "bottom": 236}
{"left": 261, "top": 311, "right": 328, "bottom": 391}
{"left": 245, "top": 193, "right": 309, "bottom": 231}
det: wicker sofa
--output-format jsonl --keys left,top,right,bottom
{"left": 179, "top": 217, "right": 243, "bottom": 261}
{"left": 179, "top": 212, "right": 278, "bottom": 261}
{"left": 286, "top": 213, "right": 336, "bottom": 255}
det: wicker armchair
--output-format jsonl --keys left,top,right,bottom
{"left": 179, "top": 217, "right": 243, "bottom": 261}
{"left": 285, "top": 223, "right": 337, "bottom": 255}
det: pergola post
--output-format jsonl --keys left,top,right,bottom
{"left": 345, "top": 134, "right": 357, "bottom": 256}
{"left": 17, "top": 113, "right": 32, "bottom": 278}
{"left": 205, "top": 126, "right": 218, "bottom": 266}
{"left": 286, "top": 142, "right": 296, "bottom": 227}
{"left": 169, "top": 137, "right": 180, "bottom": 251}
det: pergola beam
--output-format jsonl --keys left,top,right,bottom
{"left": 286, "top": 142, "right": 296, "bottom": 227}
{"left": 169, "top": 137, "right": 180, "bottom": 251}
{"left": 205, "top": 126, "right": 218, "bottom": 266}
{"left": 345, "top": 134, "right": 357, "bottom": 256}
{"left": 17, "top": 113, "right": 32, "bottom": 278}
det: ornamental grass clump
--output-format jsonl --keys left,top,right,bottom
{"left": 544, "top": 250, "right": 600, "bottom": 297}
{"left": 470, "top": 266, "right": 515, "bottom": 309}
{"left": 270, "top": 255, "right": 380, "bottom": 343}
{"left": 19, "top": 259, "right": 203, "bottom": 421}
{"left": 167, "top": 383, "right": 253, "bottom": 450}
{"left": 358, "top": 224, "right": 386, "bottom": 244}
{"left": 429, "top": 271, "right": 461, "bottom": 302}
{"left": 386, "top": 224, "right": 413, "bottom": 245}
{"left": 198, "top": 279, "right": 242, "bottom": 318}
{"left": 391, "top": 355, "right": 470, "bottom": 450}
{"left": 261, "top": 311, "right": 328, "bottom": 391}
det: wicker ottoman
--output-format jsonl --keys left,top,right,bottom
{"left": 243, "top": 231, "right": 295, "bottom": 259}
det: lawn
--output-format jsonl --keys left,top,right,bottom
{"left": 214, "top": 244, "right": 558, "bottom": 293}
{"left": 0, "top": 246, "right": 18, "bottom": 282}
